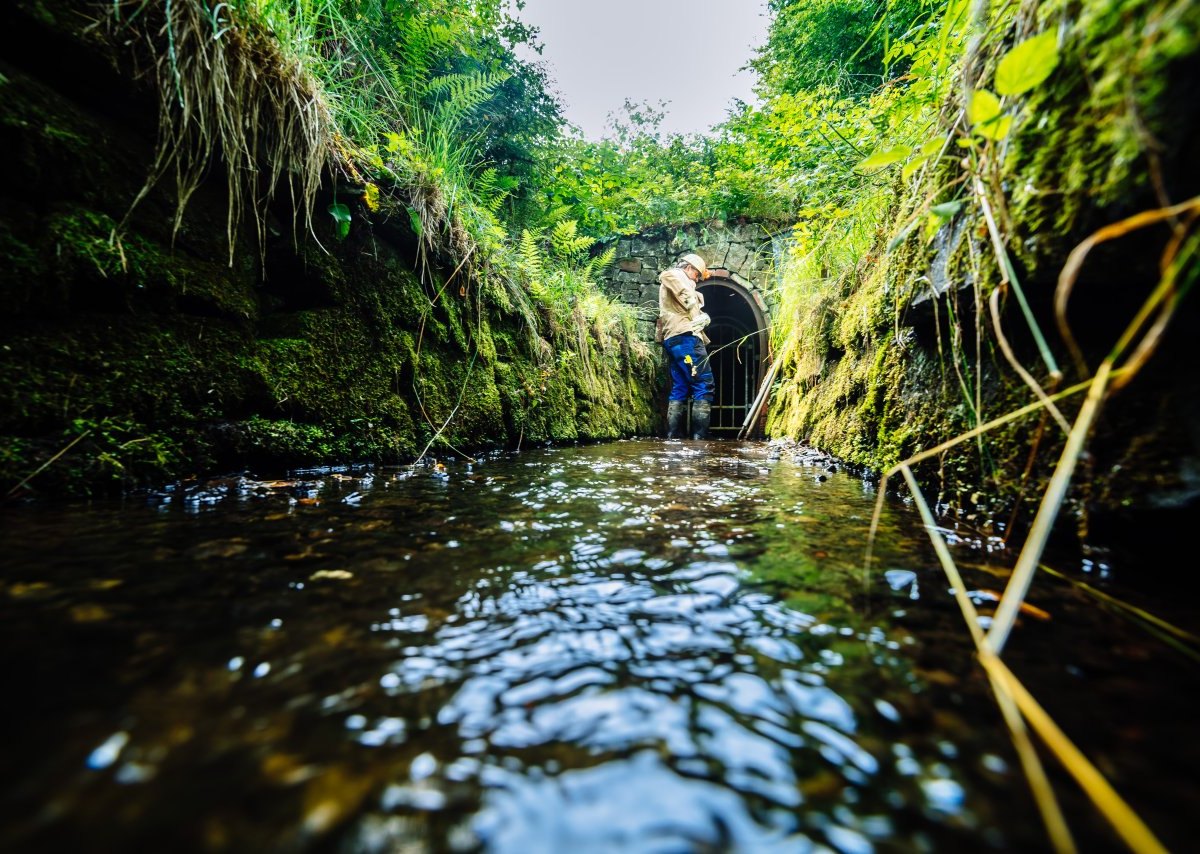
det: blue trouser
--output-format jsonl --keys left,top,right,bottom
{"left": 664, "top": 333, "right": 715, "bottom": 402}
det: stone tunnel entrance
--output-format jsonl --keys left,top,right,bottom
{"left": 594, "top": 220, "right": 780, "bottom": 438}
{"left": 698, "top": 276, "right": 770, "bottom": 437}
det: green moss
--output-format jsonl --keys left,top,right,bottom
{"left": 1007, "top": 0, "right": 1200, "bottom": 278}
{"left": 765, "top": 0, "right": 1200, "bottom": 533}
{"left": 0, "top": 3, "right": 661, "bottom": 497}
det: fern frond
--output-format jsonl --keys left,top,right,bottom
{"left": 426, "top": 69, "right": 510, "bottom": 131}
{"left": 550, "top": 219, "right": 593, "bottom": 262}
{"left": 473, "top": 167, "right": 511, "bottom": 215}
{"left": 539, "top": 204, "right": 575, "bottom": 227}
{"left": 583, "top": 245, "right": 617, "bottom": 282}
{"left": 395, "top": 21, "right": 457, "bottom": 95}
{"left": 518, "top": 228, "right": 546, "bottom": 285}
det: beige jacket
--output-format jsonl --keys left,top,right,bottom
{"left": 657, "top": 268, "right": 710, "bottom": 345}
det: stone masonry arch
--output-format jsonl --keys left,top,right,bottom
{"left": 595, "top": 220, "right": 783, "bottom": 437}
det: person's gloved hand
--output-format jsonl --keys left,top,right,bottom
{"left": 690, "top": 312, "right": 711, "bottom": 334}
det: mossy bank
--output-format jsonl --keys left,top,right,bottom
{"left": 766, "top": 0, "right": 1200, "bottom": 554}
{"left": 0, "top": 2, "right": 657, "bottom": 498}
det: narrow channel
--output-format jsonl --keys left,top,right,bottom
{"left": 0, "top": 440, "right": 1195, "bottom": 852}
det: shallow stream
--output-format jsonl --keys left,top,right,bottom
{"left": 1, "top": 439, "right": 1196, "bottom": 852}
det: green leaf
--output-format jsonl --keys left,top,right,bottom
{"left": 968, "top": 90, "right": 1012, "bottom": 141}
{"left": 967, "top": 89, "right": 1002, "bottom": 125}
{"left": 887, "top": 216, "right": 921, "bottom": 252}
{"left": 995, "top": 31, "right": 1059, "bottom": 96}
{"left": 930, "top": 201, "right": 963, "bottom": 218}
{"left": 978, "top": 114, "right": 1013, "bottom": 141}
{"left": 924, "top": 214, "right": 943, "bottom": 244}
{"left": 902, "top": 153, "right": 933, "bottom": 181}
{"left": 920, "top": 136, "right": 948, "bottom": 156}
{"left": 328, "top": 202, "right": 351, "bottom": 240}
{"left": 406, "top": 206, "right": 423, "bottom": 239}
{"left": 855, "top": 145, "right": 913, "bottom": 172}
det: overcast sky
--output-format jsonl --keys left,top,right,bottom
{"left": 511, "top": 0, "right": 771, "bottom": 139}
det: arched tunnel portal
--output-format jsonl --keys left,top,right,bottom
{"left": 595, "top": 220, "right": 781, "bottom": 438}
{"left": 698, "top": 276, "right": 771, "bottom": 437}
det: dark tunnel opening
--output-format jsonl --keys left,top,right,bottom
{"left": 696, "top": 280, "right": 769, "bottom": 438}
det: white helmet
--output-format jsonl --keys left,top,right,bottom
{"left": 679, "top": 253, "right": 710, "bottom": 280}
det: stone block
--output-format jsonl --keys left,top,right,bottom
{"left": 724, "top": 244, "right": 749, "bottom": 273}
{"left": 617, "top": 258, "right": 642, "bottom": 273}
{"left": 693, "top": 246, "right": 724, "bottom": 269}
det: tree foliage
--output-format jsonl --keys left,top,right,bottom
{"left": 750, "top": 0, "right": 937, "bottom": 97}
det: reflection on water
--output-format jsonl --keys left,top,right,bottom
{"left": 0, "top": 440, "right": 1195, "bottom": 852}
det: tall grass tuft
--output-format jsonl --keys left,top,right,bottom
{"left": 109, "top": 0, "right": 332, "bottom": 264}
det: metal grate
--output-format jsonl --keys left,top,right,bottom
{"left": 703, "top": 321, "right": 760, "bottom": 436}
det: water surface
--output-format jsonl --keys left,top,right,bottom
{"left": 1, "top": 439, "right": 1195, "bottom": 852}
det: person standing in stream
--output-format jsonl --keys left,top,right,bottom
{"left": 656, "top": 252, "right": 715, "bottom": 439}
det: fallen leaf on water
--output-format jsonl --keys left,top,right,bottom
{"left": 916, "top": 668, "right": 960, "bottom": 687}
{"left": 302, "top": 766, "right": 375, "bottom": 834}
{"left": 799, "top": 769, "right": 843, "bottom": 799}
{"left": 262, "top": 752, "right": 320, "bottom": 786}
{"left": 322, "top": 626, "right": 351, "bottom": 647}
{"left": 70, "top": 604, "right": 112, "bottom": 623}
{"left": 8, "top": 582, "right": 54, "bottom": 599}
{"left": 189, "top": 539, "right": 250, "bottom": 560}
{"left": 309, "top": 569, "right": 354, "bottom": 581}
{"left": 284, "top": 545, "right": 327, "bottom": 561}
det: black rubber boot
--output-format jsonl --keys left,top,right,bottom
{"left": 690, "top": 399, "right": 712, "bottom": 440}
{"left": 666, "top": 400, "right": 688, "bottom": 439}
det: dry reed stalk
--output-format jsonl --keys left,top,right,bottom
{"left": 978, "top": 652, "right": 1168, "bottom": 854}
{"left": 898, "top": 464, "right": 1076, "bottom": 852}
{"left": 865, "top": 199, "right": 1199, "bottom": 852}
{"left": 863, "top": 376, "right": 1097, "bottom": 572}
{"left": 990, "top": 207, "right": 1198, "bottom": 651}
{"left": 901, "top": 462, "right": 1170, "bottom": 852}
{"left": 1054, "top": 196, "right": 1200, "bottom": 380}
{"left": 1038, "top": 564, "right": 1200, "bottom": 662}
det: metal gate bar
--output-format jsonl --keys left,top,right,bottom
{"left": 706, "top": 322, "right": 760, "bottom": 435}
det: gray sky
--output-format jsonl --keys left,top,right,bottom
{"left": 512, "top": 0, "right": 771, "bottom": 139}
